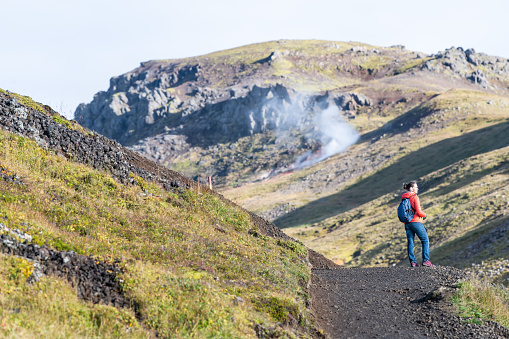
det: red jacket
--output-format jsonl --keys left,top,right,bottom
{"left": 402, "top": 192, "right": 426, "bottom": 223}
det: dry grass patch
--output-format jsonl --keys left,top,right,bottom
{"left": 453, "top": 277, "right": 509, "bottom": 327}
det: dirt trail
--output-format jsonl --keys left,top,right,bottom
{"left": 310, "top": 266, "right": 509, "bottom": 338}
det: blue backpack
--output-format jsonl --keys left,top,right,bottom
{"left": 397, "top": 198, "right": 414, "bottom": 223}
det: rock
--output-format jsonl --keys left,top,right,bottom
{"left": 270, "top": 50, "right": 282, "bottom": 61}
{"left": 0, "top": 233, "right": 130, "bottom": 307}
{"left": 465, "top": 48, "right": 479, "bottom": 65}
{"left": 0, "top": 90, "right": 200, "bottom": 193}
{"left": 27, "top": 262, "right": 44, "bottom": 284}
{"left": 425, "top": 286, "right": 449, "bottom": 301}
{"left": 334, "top": 92, "right": 372, "bottom": 111}
{"left": 0, "top": 165, "right": 25, "bottom": 185}
{"left": 468, "top": 70, "right": 489, "bottom": 88}
{"left": 422, "top": 46, "right": 509, "bottom": 89}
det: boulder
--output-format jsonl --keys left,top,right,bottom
{"left": 468, "top": 69, "right": 489, "bottom": 88}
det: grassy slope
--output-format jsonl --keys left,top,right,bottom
{"left": 288, "top": 144, "right": 509, "bottom": 266}
{"left": 0, "top": 123, "right": 312, "bottom": 337}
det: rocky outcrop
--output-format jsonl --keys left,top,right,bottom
{"left": 333, "top": 92, "right": 373, "bottom": 114}
{"left": 423, "top": 47, "right": 509, "bottom": 88}
{"left": 74, "top": 63, "right": 202, "bottom": 143}
{"left": 0, "top": 226, "right": 130, "bottom": 308}
{"left": 76, "top": 80, "right": 309, "bottom": 146}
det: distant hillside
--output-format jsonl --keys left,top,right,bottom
{"left": 74, "top": 40, "right": 509, "bottom": 277}
{"left": 75, "top": 40, "right": 509, "bottom": 189}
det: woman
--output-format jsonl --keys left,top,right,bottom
{"left": 402, "top": 181, "right": 435, "bottom": 267}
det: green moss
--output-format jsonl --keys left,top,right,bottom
{"left": 396, "top": 57, "right": 432, "bottom": 74}
{"left": 0, "top": 88, "right": 46, "bottom": 114}
{"left": 253, "top": 296, "right": 301, "bottom": 325}
{"left": 452, "top": 279, "right": 509, "bottom": 327}
{"left": 277, "top": 239, "right": 307, "bottom": 256}
{"left": 52, "top": 115, "right": 73, "bottom": 129}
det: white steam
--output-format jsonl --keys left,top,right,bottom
{"left": 246, "top": 89, "right": 359, "bottom": 178}
{"left": 316, "top": 106, "right": 359, "bottom": 158}
{"left": 286, "top": 105, "right": 359, "bottom": 170}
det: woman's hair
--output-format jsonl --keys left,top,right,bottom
{"left": 403, "top": 181, "right": 417, "bottom": 191}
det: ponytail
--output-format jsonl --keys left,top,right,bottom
{"left": 403, "top": 181, "right": 417, "bottom": 191}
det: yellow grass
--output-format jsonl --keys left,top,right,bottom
{"left": 453, "top": 277, "right": 509, "bottom": 327}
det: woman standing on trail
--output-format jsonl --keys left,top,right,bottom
{"left": 402, "top": 181, "right": 435, "bottom": 267}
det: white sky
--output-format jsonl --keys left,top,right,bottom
{"left": 1, "top": 0, "right": 508, "bottom": 118}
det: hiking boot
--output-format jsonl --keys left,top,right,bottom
{"left": 422, "top": 261, "right": 435, "bottom": 267}
{"left": 410, "top": 262, "right": 419, "bottom": 267}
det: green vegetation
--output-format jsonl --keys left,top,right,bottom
{"left": 52, "top": 115, "right": 73, "bottom": 129}
{"left": 0, "top": 88, "right": 46, "bottom": 114}
{"left": 169, "top": 131, "right": 315, "bottom": 189}
{"left": 395, "top": 57, "right": 432, "bottom": 74}
{"left": 0, "top": 129, "right": 314, "bottom": 337}
{"left": 452, "top": 278, "right": 509, "bottom": 327}
{"left": 271, "top": 58, "right": 295, "bottom": 77}
{"left": 253, "top": 296, "right": 301, "bottom": 325}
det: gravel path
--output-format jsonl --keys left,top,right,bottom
{"left": 310, "top": 266, "right": 509, "bottom": 338}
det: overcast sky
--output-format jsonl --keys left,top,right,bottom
{"left": 2, "top": 0, "right": 508, "bottom": 118}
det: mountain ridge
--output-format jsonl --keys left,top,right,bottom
{"left": 74, "top": 40, "right": 509, "bottom": 189}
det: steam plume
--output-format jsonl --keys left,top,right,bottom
{"left": 290, "top": 105, "right": 359, "bottom": 170}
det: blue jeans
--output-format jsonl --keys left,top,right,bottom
{"left": 405, "top": 222, "right": 429, "bottom": 263}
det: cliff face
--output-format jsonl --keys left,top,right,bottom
{"left": 74, "top": 41, "right": 509, "bottom": 187}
